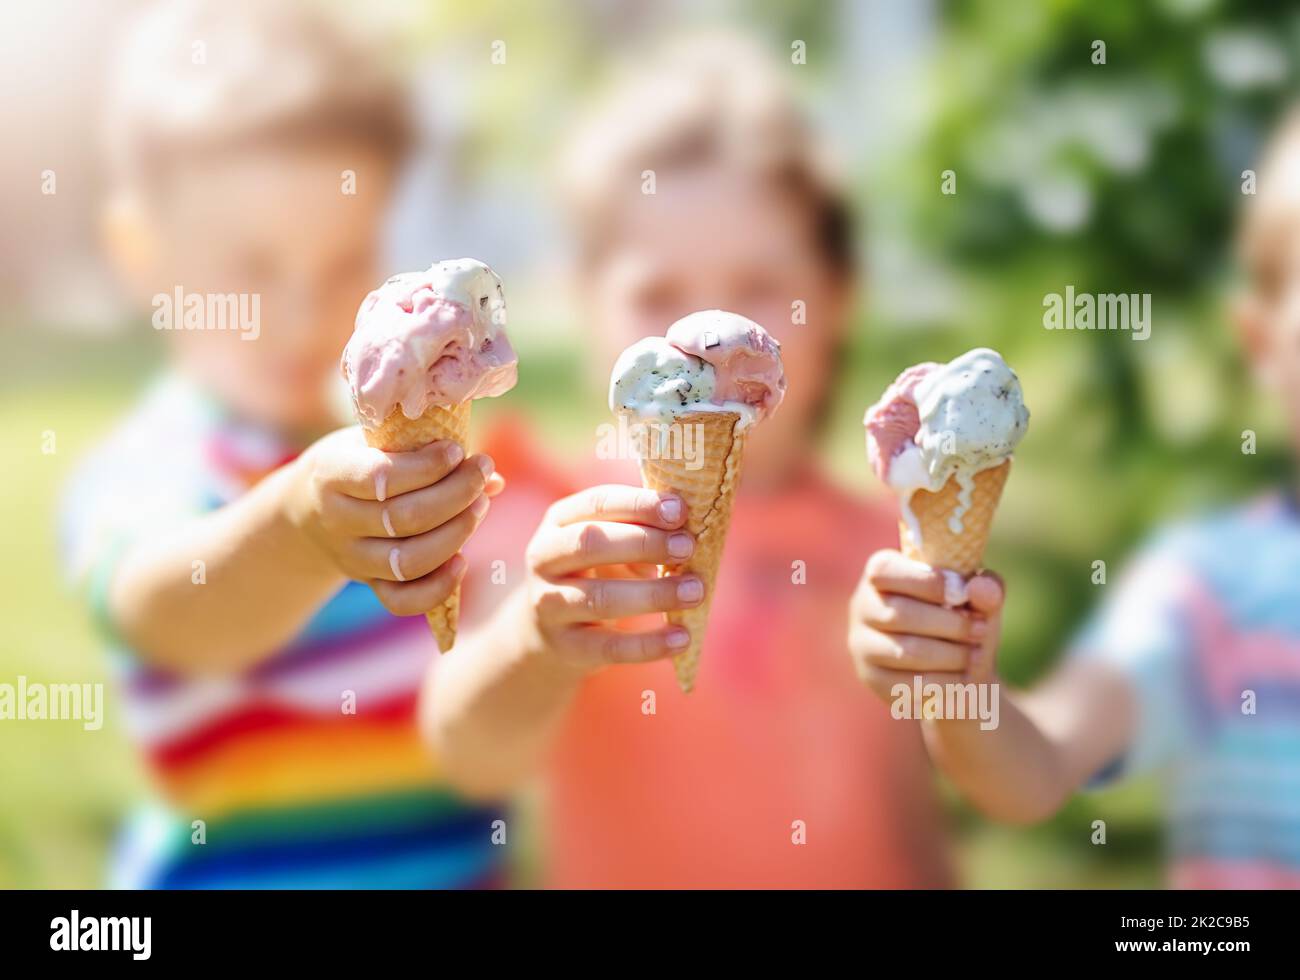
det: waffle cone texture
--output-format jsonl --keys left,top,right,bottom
{"left": 897, "top": 459, "right": 1011, "bottom": 577}
{"left": 636, "top": 411, "right": 745, "bottom": 692}
{"left": 362, "top": 401, "right": 472, "bottom": 652}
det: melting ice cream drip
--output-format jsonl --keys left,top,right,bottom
{"left": 952, "top": 471, "right": 975, "bottom": 534}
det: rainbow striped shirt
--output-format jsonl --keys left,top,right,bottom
{"left": 1073, "top": 494, "right": 1300, "bottom": 888}
{"left": 61, "top": 375, "right": 505, "bottom": 888}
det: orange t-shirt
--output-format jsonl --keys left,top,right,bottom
{"left": 461, "top": 417, "right": 952, "bottom": 889}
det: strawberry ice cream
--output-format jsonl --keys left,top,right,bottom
{"left": 341, "top": 258, "right": 518, "bottom": 429}
{"left": 864, "top": 362, "right": 938, "bottom": 482}
{"left": 664, "top": 310, "right": 786, "bottom": 421}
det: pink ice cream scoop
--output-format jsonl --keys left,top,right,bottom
{"left": 665, "top": 310, "right": 786, "bottom": 422}
{"left": 863, "top": 362, "right": 937, "bottom": 481}
{"left": 341, "top": 258, "right": 518, "bottom": 428}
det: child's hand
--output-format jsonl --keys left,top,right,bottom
{"left": 286, "top": 427, "right": 503, "bottom": 615}
{"left": 848, "top": 549, "right": 1004, "bottom": 701}
{"left": 521, "top": 485, "right": 703, "bottom": 670}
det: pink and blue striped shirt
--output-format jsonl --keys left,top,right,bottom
{"left": 1074, "top": 494, "right": 1300, "bottom": 888}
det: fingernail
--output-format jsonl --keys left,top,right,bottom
{"left": 471, "top": 494, "right": 490, "bottom": 519}
{"left": 388, "top": 547, "right": 405, "bottom": 582}
{"left": 667, "top": 628, "right": 690, "bottom": 649}
{"left": 447, "top": 553, "right": 468, "bottom": 578}
{"left": 446, "top": 443, "right": 465, "bottom": 467}
{"left": 659, "top": 497, "right": 682, "bottom": 523}
{"left": 374, "top": 470, "right": 388, "bottom": 504}
{"left": 477, "top": 455, "right": 495, "bottom": 480}
{"left": 677, "top": 578, "right": 704, "bottom": 603}
{"left": 381, "top": 507, "right": 396, "bottom": 538}
{"left": 667, "top": 533, "right": 693, "bottom": 558}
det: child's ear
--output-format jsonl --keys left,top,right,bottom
{"left": 100, "top": 191, "right": 160, "bottom": 304}
{"left": 1233, "top": 291, "right": 1278, "bottom": 390}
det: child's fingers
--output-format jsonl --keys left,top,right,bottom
{"left": 966, "top": 572, "right": 1005, "bottom": 615}
{"left": 356, "top": 494, "right": 489, "bottom": 581}
{"left": 528, "top": 521, "right": 694, "bottom": 577}
{"left": 558, "top": 623, "right": 690, "bottom": 667}
{"left": 332, "top": 458, "right": 493, "bottom": 538}
{"left": 861, "top": 592, "right": 982, "bottom": 643}
{"left": 379, "top": 450, "right": 490, "bottom": 502}
{"left": 368, "top": 555, "right": 468, "bottom": 617}
{"left": 545, "top": 486, "right": 686, "bottom": 531}
{"left": 853, "top": 625, "right": 971, "bottom": 673}
{"left": 485, "top": 472, "right": 506, "bottom": 497}
{"left": 864, "top": 550, "right": 947, "bottom": 603}
{"left": 537, "top": 574, "right": 704, "bottom": 624}
{"left": 324, "top": 440, "right": 468, "bottom": 501}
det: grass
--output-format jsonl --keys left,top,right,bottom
{"left": 0, "top": 337, "right": 154, "bottom": 887}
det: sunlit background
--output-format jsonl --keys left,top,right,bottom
{"left": 3, "top": 0, "right": 1297, "bottom": 887}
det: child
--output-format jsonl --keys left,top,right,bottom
{"left": 847, "top": 110, "right": 1300, "bottom": 888}
{"left": 62, "top": 0, "right": 502, "bottom": 887}
{"left": 431, "top": 35, "right": 953, "bottom": 888}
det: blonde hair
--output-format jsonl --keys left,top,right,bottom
{"left": 1240, "top": 106, "right": 1300, "bottom": 298}
{"left": 105, "top": 0, "right": 412, "bottom": 192}
{"left": 556, "top": 33, "right": 854, "bottom": 276}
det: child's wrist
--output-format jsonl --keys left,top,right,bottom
{"left": 920, "top": 695, "right": 1001, "bottom": 752}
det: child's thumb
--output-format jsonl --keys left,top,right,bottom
{"left": 966, "top": 571, "right": 1004, "bottom": 615}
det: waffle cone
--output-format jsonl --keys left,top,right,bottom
{"left": 898, "top": 459, "right": 1011, "bottom": 577}
{"left": 636, "top": 411, "right": 745, "bottom": 693}
{"left": 362, "top": 401, "right": 472, "bottom": 652}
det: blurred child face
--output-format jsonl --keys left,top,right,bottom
{"left": 115, "top": 142, "right": 393, "bottom": 436}
{"left": 1241, "top": 235, "right": 1300, "bottom": 457}
{"left": 585, "top": 166, "right": 850, "bottom": 468}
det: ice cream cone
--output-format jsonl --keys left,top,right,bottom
{"left": 362, "top": 400, "right": 472, "bottom": 652}
{"left": 897, "top": 459, "right": 1010, "bottom": 576}
{"left": 636, "top": 411, "right": 745, "bottom": 693}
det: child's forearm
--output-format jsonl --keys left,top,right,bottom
{"left": 422, "top": 587, "right": 588, "bottom": 798}
{"left": 921, "top": 662, "right": 1137, "bottom": 824}
{"left": 921, "top": 694, "right": 1073, "bottom": 824}
{"left": 109, "top": 460, "right": 343, "bottom": 674}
